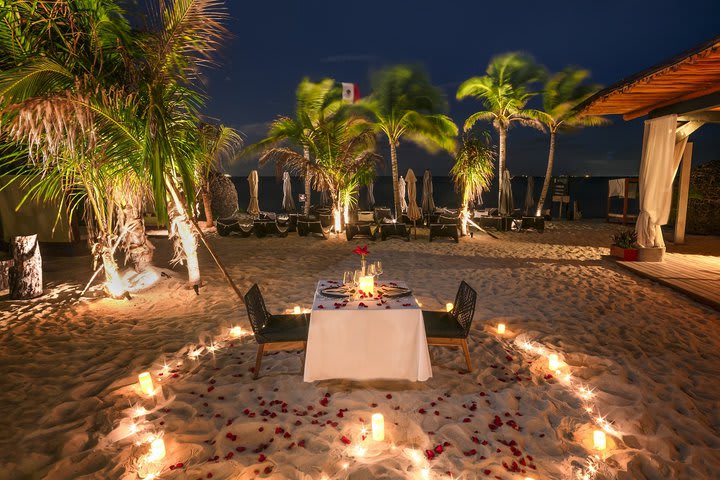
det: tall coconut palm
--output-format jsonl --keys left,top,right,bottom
{"left": 247, "top": 78, "right": 343, "bottom": 215}
{"left": 450, "top": 132, "right": 496, "bottom": 235}
{"left": 361, "top": 65, "right": 457, "bottom": 219}
{"left": 456, "top": 52, "right": 546, "bottom": 209}
{"left": 259, "top": 116, "right": 382, "bottom": 232}
{"left": 535, "top": 68, "right": 607, "bottom": 216}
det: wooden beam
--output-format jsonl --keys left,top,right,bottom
{"left": 677, "top": 112, "right": 720, "bottom": 122}
{"left": 641, "top": 89, "right": 720, "bottom": 120}
{"left": 674, "top": 143, "right": 693, "bottom": 245}
{"left": 676, "top": 121, "right": 705, "bottom": 141}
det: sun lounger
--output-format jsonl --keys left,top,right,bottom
{"left": 216, "top": 217, "right": 253, "bottom": 237}
{"left": 253, "top": 219, "right": 289, "bottom": 238}
{"left": 521, "top": 216, "right": 545, "bottom": 232}
{"left": 378, "top": 221, "right": 410, "bottom": 241}
{"left": 429, "top": 214, "right": 459, "bottom": 242}
{"left": 297, "top": 215, "right": 332, "bottom": 239}
{"left": 345, "top": 210, "right": 376, "bottom": 241}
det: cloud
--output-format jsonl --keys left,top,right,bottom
{"left": 321, "top": 53, "right": 376, "bottom": 63}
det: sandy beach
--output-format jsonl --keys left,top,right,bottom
{"left": 1, "top": 221, "right": 719, "bottom": 480}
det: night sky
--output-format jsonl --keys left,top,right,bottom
{"left": 195, "top": 0, "right": 720, "bottom": 177}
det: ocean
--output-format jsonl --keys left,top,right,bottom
{"left": 230, "top": 175, "right": 639, "bottom": 219}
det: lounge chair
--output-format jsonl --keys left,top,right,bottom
{"left": 374, "top": 207, "right": 410, "bottom": 241}
{"left": 429, "top": 214, "right": 459, "bottom": 242}
{"left": 297, "top": 215, "right": 332, "bottom": 239}
{"left": 521, "top": 216, "right": 545, "bottom": 233}
{"left": 422, "top": 281, "right": 477, "bottom": 372}
{"left": 253, "top": 218, "right": 289, "bottom": 238}
{"left": 346, "top": 210, "right": 376, "bottom": 241}
{"left": 244, "top": 284, "right": 309, "bottom": 379}
{"left": 216, "top": 217, "right": 253, "bottom": 237}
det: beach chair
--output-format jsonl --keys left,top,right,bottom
{"left": 297, "top": 215, "right": 332, "bottom": 239}
{"left": 429, "top": 214, "right": 460, "bottom": 242}
{"left": 422, "top": 281, "right": 477, "bottom": 372}
{"left": 216, "top": 217, "right": 253, "bottom": 237}
{"left": 521, "top": 216, "right": 545, "bottom": 233}
{"left": 253, "top": 219, "right": 289, "bottom": 238}
{"left": 244, "top": 284, "right": 309, "bottom": 379}
{"left": 373, "top": 207, "right": 410, "bottom": 241}
{"left": 346, "top": 210, "right": 376, "bottom": 241}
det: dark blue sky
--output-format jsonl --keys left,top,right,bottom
{"left": 197, "top": 0, "right": 720, "bottom": 176}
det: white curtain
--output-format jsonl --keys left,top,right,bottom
{"left": 635, "top": 115, "right": 687, "bottom": 248}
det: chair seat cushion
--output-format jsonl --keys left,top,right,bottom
{"left": 422, "top": 311, "right": 466, "bottom": 338}
{"left": 257, "top": 314, "right": 309, "bottom": 343}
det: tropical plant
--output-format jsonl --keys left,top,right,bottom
{"left": 259, "top": 116, "right": 382, "bottom": 232}
{"left": 450, "top": 132, "right": 496, "bottom": 235}
{"left": 247, "top": 78, "right": 343, "bottom": 215}
{"left": 360, "top": 65, "right": 457, "bottom": 219}
{"left": 196, "top": 123, "right": 243, "bottom": 227}
{"left": 456, "top": 52, "right": 546, "bottom": 208}
{"left": 612, "top": 229, "right": 637, "bottom": 249}
{"left": 535, "top": 67, "right": 607, "bottom": 216}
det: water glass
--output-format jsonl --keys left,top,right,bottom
{"left": 352, "top": 270, "right": 361, "bottom": 286}
{"left": 376, "top": 261, "right": 383, "bottom": 276}
{"left": 367, "top": 264, "right": 376, "bottom": 276}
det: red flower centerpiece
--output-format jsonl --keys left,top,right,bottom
{"left": 353, "top": 245, "right": 369, "bottom": 275}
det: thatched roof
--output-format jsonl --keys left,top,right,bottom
{"left": 576, "top": 35, "right": 720, "bottom": 120}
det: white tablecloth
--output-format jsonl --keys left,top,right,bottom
{"left": 304, "top": 280, "right": 432, "bottom": 382}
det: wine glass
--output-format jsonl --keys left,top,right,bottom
{"left": 367, "top": 264, "right": 376, "bottom": 276}
{"left": 375, "top": 261, "right": 383, "bottom": 277}
{"left": 352, "top": 270, "right": 361, "bottom": 286}
{"left": 343, "top": 271, "right": 353, "bottom": 285}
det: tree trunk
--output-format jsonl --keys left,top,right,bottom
{"left": 9, "top": 234, "right": 43, "bottom": 299}
{"left": 497, "top": 126, "right": 507, "bottom": 211}
{"left": 303, "top": 147, "right": 312, "bottom": 215}
{"left": 167, "top": 189, "right": 201, "bottom": 289}
{"left": 390, "top": 140, "right": 401, "bottom": 219}
{"left": 201, "top": 178, "right": 214, "bottom": 228}
{"left": 117, "top": 199, "right": 154, "bottom": 273}
{"left": 101, "top": 243, "right": 128, "bottom": 299}
{"left": 536, "top": 130, "right": 556, "bottom": 217}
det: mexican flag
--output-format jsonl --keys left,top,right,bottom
{"left": 342, "top": 82, "right": 360, "bottom": 103}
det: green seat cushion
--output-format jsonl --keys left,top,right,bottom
{"left": 422, "top": 311, "right": 466, "bottom": 338}
{"left": 256, "top": 314, "right": 309, "bottom": 343}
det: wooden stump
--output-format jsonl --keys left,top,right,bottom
{"left": 9, "top": 234, "right": 43, "bottom": 299}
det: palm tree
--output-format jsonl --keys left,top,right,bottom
{"left": 248, "top": 78, "right": 343, "bottom": 215}
{"left": 450, "top": 132, "right": 496, "bottom": 235}
{"left": 456, "top": 52, "right": 546, "bottom": 209}
{"left": 196, "top": 123, "right": 243, "bottom": 228}
{"left": 361, "top": 65, "right": 457, "bottom": 219}
{"left": 259, "top": 116, "right": 382, "bottom": 232}
{"left": 535, "top": 67, "right": 607, "bottom": 216}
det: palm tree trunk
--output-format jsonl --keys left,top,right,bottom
{"left": 201, "top": 177, "right": 214, "bottom": 228}
{"left": 536, "top": 129, "right": 556, "bottom": 217}
{"left": 389, "top": 139, "right": 401, "bottom": 219}
{"left": 497, "top": 126, "right": 507, "bottom": 211}
{"left": 117, "top": 199, "right": 154, "bottom": 273}
{"left": 166, "top": 184, "right": 201, "bottom": 288}
{"left": 303, "top": 146, "right": 312, "bottom": 215}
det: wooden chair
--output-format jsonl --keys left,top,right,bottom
{"left": 422, "top": 281, "right": 477, "bottom": 371}
{"left": 244, "top": 284, "right": 309, "bottom": 379}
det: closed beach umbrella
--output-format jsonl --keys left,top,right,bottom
{"left": 282, "top": 171, "right": 295, "bottom": 212}
{"left": 499, "top": 170, "right": 513, "bottom": 216}
{"left": 366, "top": 182, "right": 375, "bottom": 209}
{"left": 247, "top": 170, "right": 260, "bottom": 216}
{"left": 422, "top": 169, "right": 435, "bottom": 213}
{"left": 398, "top": 176, "right": 408, "bottom": 213}
{"left": 320, "top": 188, "right": 329, "bottom": 206}
{"left": 524, "top": 176, "right": 534, "bottom": 215}
{"left": 406, "top": 168, "right": 422, "bottom": 223}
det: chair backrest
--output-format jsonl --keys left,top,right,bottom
{"left": 374, "top": 207, "right": 392, "bottom": 223}
{"left": 244, "top": 284, "right": 271, "bottom": 335}
{"left": 451, "top": 281, "right": 477, "bottom": 337}
{"left": 358, "top": 211, "right": 375, "bottom": 223}
{"left": 437, "top": 215, "right": 458, "bottom": 225}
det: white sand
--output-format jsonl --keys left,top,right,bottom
{"left": 1, "top": 221, "right": 719, "bottom": 479}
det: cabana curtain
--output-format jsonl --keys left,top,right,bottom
{"left": 635, "top": 114, "right": 687, "bottom": 248}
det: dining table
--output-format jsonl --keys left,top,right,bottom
{"left": 303, "top": 279, "right": 433, "bottom": 382}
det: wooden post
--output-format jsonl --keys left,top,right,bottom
{"left": 9, "top": 234, "right": 43, "bottom": 299}
{"left": 674, "top": 142, "right": 693, "bottom": 245}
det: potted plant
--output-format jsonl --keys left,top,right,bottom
{"left": 610, "top": 230, "right": 639, "bottom": 261}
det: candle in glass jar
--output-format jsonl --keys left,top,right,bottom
{"left": 147, "top": 437, "right": 166, "bottom": 461}
{"left": 138, "top": 372, "right": 154, "bottom": 396}
{"left": 371, "top": 413, "right": 384, "bottom": 441}
{"left": 548, "top": 354, "right": 560, "bottom": 371}
{"left": 497, "top": 323, "right": 506, "bottom": 334}
{"left": 358, "top": 275, "right": 375, "bottom": 295}
{"left": 446, "top": 303, "right": 454, "bottom": 312}
{"left": 593, "top": 430, "right": 607, "bottom": 450}
{"left": 293, "top": 305, "right": 301, "bottom": 314}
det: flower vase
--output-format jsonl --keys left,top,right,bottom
{"left": 361, "top": 256, "right": 366, "bottom": 276}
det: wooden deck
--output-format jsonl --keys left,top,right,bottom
{"left": 618, "top": 253, "right": 720, "bottom": 310}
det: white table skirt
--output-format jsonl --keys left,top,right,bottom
{"left": 303, "top": 280, "right": 432, "bottom": 382}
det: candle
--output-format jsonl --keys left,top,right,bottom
{"left": 358, "top": 275, "right": 375, "bottom": 295}
{"left": 371, "top": 413, "right": 385, "bottom": 441}
{"left": 497, "top": 323, "right": 506, "bottom": 334}
{"left": 293, "top": 305, "right": 301, "bottom": 314}
{"left": 147, "top": 437, "right": 166, "bottom": 461}
{"left": 548, "top": 353, "right": 560, "bottom": 371}
{"left": 593, "top": 430, "right": 607, "bottom": 450}
{"left": 230, "top": 326, "right": 243, "bottom": 337}
{"left": 138, "top": 372, "right": 154, "bottom": 396}
{"left": 446, "top": 303, "right": 454, "bottom": 312}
